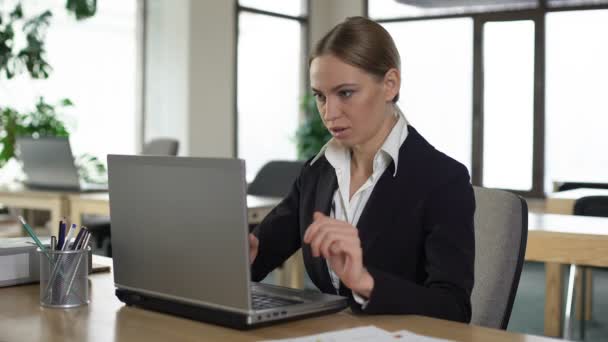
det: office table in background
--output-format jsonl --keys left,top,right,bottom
{"left": 0, "top": 183, "right": 72, "bottom": 236}
{"left": 68, "top": 193, "right": 281, "bottom": 226}
{"left": 544, "top": 188, "right": 608, "bottom": 326}
{"left": 0, "top": 255, "right": 566, "bottom": 342}
{"left": 526, "top": 212, "right": 608, "bottom": 337}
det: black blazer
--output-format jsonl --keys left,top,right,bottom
{"left": 251, "top": 126, "right": 475, "bottom": 323}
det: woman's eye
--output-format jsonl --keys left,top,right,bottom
{"left": 314, "top": 93, "right": 326, "bottom": 102}
{"left": 339, "top": 90, "right": 353, "bottom": 98}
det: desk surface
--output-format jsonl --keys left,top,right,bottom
{"left": 527, "top": 212, "right": 608, "bottom": 267}
{"left": 0, "top": 183, "right": 81, "bottom": 197}
{"left": 529, "top": 212, "right": 608, "bottom": 237}
{"left": 67, "top": 192, "right": 281, "bottom": 207}
{"left": 0, "top": 256, "right": 563, "bottom": 342}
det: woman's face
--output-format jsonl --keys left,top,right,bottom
{"left": 310, "top": 54, "right": 399, "bottom": 148}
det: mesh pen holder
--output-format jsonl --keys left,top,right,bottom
{"left": 38, "top": 247, "right": 90, "bottom": 308}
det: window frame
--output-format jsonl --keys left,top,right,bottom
{"left": 234, "top": 1, "right": 311, "bottom": 159}
{"left": 365, "top": 0, "right": 608, "bottom": 198}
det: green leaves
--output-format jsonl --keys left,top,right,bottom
{"left": 295, "top": 94, "right": 332, "bottom": 160}
{"left": 66, "top": 0, "right": 97, "bottom": 20}
{"left": 0, "top": 0, "right": 96, "bottom": 80}
{"left": 0, "top": 97, "right": 71, "bottom": 168}
{"left": 0, "top": 5, "right": 52, "bottom": 79}
{"left": 74, "top": 153, "right": 107, "bottom": 184}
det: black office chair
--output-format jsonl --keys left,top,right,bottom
{"left": 574, "top": 196, "right": 608, "bottom": 217}
{"left": 247, "top": 160, "right": 304, "bottom": 233}
{"left": 557, "top": 182, "right": 608, "bottom": 192}
{"left": 85, "top": 138, "right": 180, "bottom": 257}
{"left": 247, "top": 160, "right": 305, "bottom": 198}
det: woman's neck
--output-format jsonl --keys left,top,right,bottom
{"left": 350, "top": 109, "right": 398, "bottom": 175}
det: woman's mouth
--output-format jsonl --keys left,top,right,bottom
{"left": 330, "top": 127, "right": 350, "bottom": 138}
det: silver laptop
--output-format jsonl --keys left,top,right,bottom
{"left": 16, "top": 137, "right": 107, "bottom": 192}
{"left": 107, "top": 155, "right": 347, "bottom": 329}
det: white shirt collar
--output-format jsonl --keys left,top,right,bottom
{"left": 310, "top": 106, "right": 408, "bottom": 177}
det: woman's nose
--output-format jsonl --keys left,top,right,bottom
{"left": 323, "top": 98, "right": 340, "bottom": 122}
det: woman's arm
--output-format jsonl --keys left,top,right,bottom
{"left": 250, "top": 174, "right": 303, "bottom": 282}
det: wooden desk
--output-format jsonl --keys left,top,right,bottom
{"left": 543, "top": 188, "right": 608, "bottom": 325}
{"left": 68, "top": 193, "right": 281, "bottom": 227}
{"left": 545, "top": 188, "right": 608, "bottom": 215}
{"left": 526, "top": 213, "right": 608, "bottom": 337}
{"left": 0, "top": 256, "right": 564, "bottom": 342}
{"left": 0, "top": 183, "right": 73, "bottom": 236}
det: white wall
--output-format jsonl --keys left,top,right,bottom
{"left": 144, "top": 0, "right": 363, "bottom": 157}
{"left": 310, "top": 0, "right": 365, "bottom": 44}
{"left": 144, "top": 0, "right": 190, "bottom": 154}
{"left": 145, "top": 0, "right": 235, "bottom": 157}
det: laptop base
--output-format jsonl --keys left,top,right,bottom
{"left": 116, "top": 288, "right": 347, "bottom": 330}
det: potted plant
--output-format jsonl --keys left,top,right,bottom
{"left": 0, "top": 1, "right": 103, "bottom": 183}
{"left": 295, "top": 93, "right": 332, "bottom": 160}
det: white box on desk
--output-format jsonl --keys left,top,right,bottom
{"left": 0, "top": 237, "right": 93, "bottom": 287}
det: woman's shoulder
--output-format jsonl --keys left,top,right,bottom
{"left": 401, "top": 126, "right": 471, "bottom": 185}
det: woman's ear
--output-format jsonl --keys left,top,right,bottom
{"left": 383, "top": 68, "right": 401, "bottom": 102}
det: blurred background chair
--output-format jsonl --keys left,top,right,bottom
{"left": 142, "top": 138, "right": 179, "bottom": 156}
{"left": 557, "top": 182, "right": 608, "bottom": 192}
{"left": 247, "top": 160, "right": 304, "bottom": 232}
{"left": 470, "top": 186, "right": 528, "bottom": 330}
{"left": 247, "top": 160, "right": 304, "bottom": 198}
{"left": 85, "top": 138, "right": 179, "bottom": 256}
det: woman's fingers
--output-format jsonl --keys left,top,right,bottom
{"left": 249, "top": 234, "right": 259, "bottom": 264}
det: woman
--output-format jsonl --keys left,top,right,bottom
{"left": 249, "top": 16, "right": 475, "bottom": 323}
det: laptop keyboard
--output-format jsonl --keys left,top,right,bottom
{"left": 251, "top": 292, "right": 303, "bottom": 310}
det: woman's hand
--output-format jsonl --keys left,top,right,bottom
{"left": 249, "top": 233, "right": 259, "bottom": 264}
{"left": 303, "top": 212, "right": 374, "bottom": 298}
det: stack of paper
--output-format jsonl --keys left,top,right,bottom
{"left": 262, "top": 325, "right": 453, "bottom": 342}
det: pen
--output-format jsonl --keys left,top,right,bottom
{"left": 62, "top": 223, "right": 77, "bottom": 251}
{"left": 51, "top": 236, "right": 56, "bottom": 251}
{"left": 57, "top": 219, "right": 66, "bottom": 250}
{"left": 77, "top": 231, "right": 90, "bottom": 250}
{"left": 17, "top": 216, "right": 50, "bottom": 260}
{"left": 63, "top": 232, "right": 91, "bottom": 302}
{"left": 71, "top": 227, "right": 87, "bottom": 250}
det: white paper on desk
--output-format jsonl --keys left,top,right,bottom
{"left": 261, "top": 325, "right": 396, "bottom": 342}
{"left": 391, "top": 330, "right": 454, "bottom": 341}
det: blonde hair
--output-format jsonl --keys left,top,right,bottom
{"left": 310, "top": 16, "right": 401, "bottom": 103}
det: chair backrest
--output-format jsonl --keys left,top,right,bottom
{"left": 574, "top": 196, "right": 608, "bottom": 217}
{"left": 557, "top": 182, "right": 608, "bottom": 192}
{"left": 247, "top": 160, "right": 304, "bottom": 197}
{"left": 470, "top": 186, "right": 528, "bottom": 330}
{"left": 142, "top": 138, "right": 179, "bottom": 156}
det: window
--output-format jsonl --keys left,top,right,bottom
{"left": 370, "top": 0, "right": 608, "bottom": 197}
{"left": 236, "top": 1, "right": 307, "bottom": 181}
{"left": 545, "top": 10, "right": 608, "bottom": 189}
{"left": 369, "top": 0, "right": 538, "bottom": 20}
{"left": 0, "top": 0, "right": 140, "bottom": 164}
{"left": 382, "top": 19, "right": 473, "bottom": 170}
{"left": 482, "top": 20, "right": 535, "bottom": 190}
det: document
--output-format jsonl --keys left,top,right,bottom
{"left": 262, "top": 326, "right": 454, "bottom": 342}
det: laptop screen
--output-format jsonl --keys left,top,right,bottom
{"left": 16, "top": 137, "right": 81, "bottom": 189}
{"left": 108, "top": 155, "right": 252, "bottom": 311}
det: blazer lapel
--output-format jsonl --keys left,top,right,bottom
{"left": 306, "top": 162, "right": 338, "bottom": 294}
{"left": 355, "top": 164, "right": 398, "bottom": 255}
